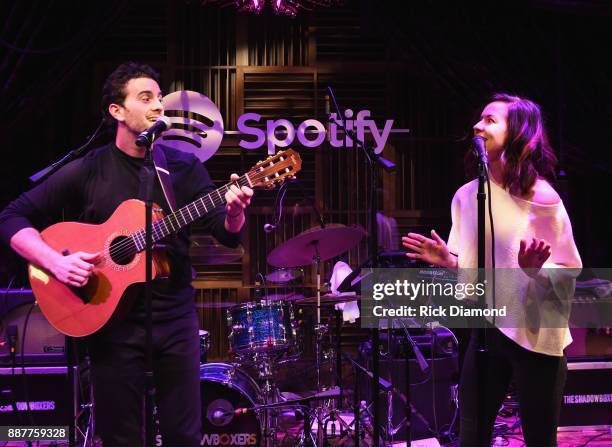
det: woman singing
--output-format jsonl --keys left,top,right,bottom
{"left": 402, "top": 93, "right": 582, "bottom": 446}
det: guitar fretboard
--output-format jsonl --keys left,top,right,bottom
{"left": 129, "top": 174, "right": 251, "bottom": 252}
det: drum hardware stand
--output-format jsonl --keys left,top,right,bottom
{"left": 74, "top": 349, "right": 95, "bottom": 447}
{"left": 310, "top": 290, "right": 353, "bottom": 446}
{"left": 219, "top": 387, "right": 340, "bottom": 447}
{"left": 311, "top": 246, "right": 324, "bottom": 391}
{"left": 341, "top": 352, "right": 396, "bottom": 445}
{"left": 253, "top": 352, "right": 283, "bottom": 447}
{"left": 314, "top": 321, "right": 328, "bottom": 392}
{"left": 333, "top": 308, "right": 343, "bottom": 407}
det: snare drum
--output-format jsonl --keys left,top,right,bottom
{"left": 227, "top": 301, "right": 296, "bottom": 354}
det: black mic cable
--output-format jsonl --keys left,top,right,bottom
{"left": 263, "top": 178, "right": 326, "bottom": 232}
{"left": 263, "top": 180, "right": 291, "bottom": 233}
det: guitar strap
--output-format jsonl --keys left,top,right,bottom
{"left": 138, "top": 145, "right": 177, "bottom": 213}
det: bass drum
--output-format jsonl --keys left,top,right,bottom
{"left": 200, "top": 363, "right": 262, "bottom": 447}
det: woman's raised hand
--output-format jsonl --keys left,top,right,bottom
{"left": 401, "top": 230, "right": 456, "bottom": 268}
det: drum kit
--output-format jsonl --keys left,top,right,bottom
{"left": 197, "top": 223, "right": 369, "bottom": 447}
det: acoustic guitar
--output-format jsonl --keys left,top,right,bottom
{"left": 28, "top": 149, "right": 302, "bottom": 337}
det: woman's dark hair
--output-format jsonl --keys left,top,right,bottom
{"left": 465, "top": 93, "right": 557, "bottom": 196}
{"left": 100, "top": 62, "right": 160, "bottom": 124}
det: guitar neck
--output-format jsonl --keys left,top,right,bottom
{"left": 130, "top": 173, "right": 252, "bottom": 251}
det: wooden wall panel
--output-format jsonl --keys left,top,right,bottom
{"left": 246, "top": 14, "right": 310, "bottom": 66}
{"left": 86, "top": 2, "right": 468, "bottom": 360}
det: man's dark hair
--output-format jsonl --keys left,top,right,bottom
{"left": 100, "top": 62, "right": 160, "bottom": 124}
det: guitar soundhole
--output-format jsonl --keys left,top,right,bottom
{"left": 109, "top": 236, "right": 136, "bottom": 265}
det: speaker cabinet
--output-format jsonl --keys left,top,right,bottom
{"left": 1, "top": 301, "right": 66, "bottom": 365}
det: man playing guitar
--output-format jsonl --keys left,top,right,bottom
{"left": 0, "top": 62, "right": 253, "bottom": 446}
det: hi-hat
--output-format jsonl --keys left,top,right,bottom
{"left": 267, "top": 224, "right": 367, "bottom": 268}
{"left": 261, "top": 292, "right": 306, "bottom": 302}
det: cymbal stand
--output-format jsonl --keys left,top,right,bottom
{"left": 310, "top": 243, "right": 325, "bottom": 391}
{"left": 334, "top": 308, "right": 343, "bottom": 405}
{"left": 254, "top": 352, "right": 282, "bottom": 447}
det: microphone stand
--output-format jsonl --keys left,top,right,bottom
{"left": 475, "top": 146, "right": 489, "bottom": 447}
{"left": 326, "top": 86, "right": 396, "bottom": 447}
{"left": 27, "top": 120, "right": 106, "bottom": 447}
{"left": 394, "top": 317, "right": 429, "bottom": 441}
{"left": 137, "top": 135, "right": 158, "bottom": 447}
{"left": 29, "top": 120, "right": 104, "bottom": 183}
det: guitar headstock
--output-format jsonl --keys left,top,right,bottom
{"left": 247, "top": 149, "right": 303, "bottom": 190}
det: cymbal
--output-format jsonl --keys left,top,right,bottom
{"left": 266, "top": 268, "right": 303, "bottom": 283}
{"left": 262, "top": 292, "right": 306, "bottom": 302}
{"left": 297, "top": 293, "right": 360, "bottom": 307}
{"left": 267, "top": 224, "right": 367, "bottom": 268}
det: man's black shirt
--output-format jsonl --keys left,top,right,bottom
{"left": 0, "top": 143, "right": 241, "bottom": 321}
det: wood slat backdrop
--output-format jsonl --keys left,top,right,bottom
{"left": 84, "top": 2, "right": 478, "bottom": 360}
{"left": 126, "top": 2, "right": 460, "bottom": 361}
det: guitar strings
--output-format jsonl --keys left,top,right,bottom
{"left": 66, "top": 152, "right": 291, "bottom": 270}
{"left": 106, "top": 179, "right": 244, "bottom": 262}
{"left": 104, "top": 175, "right": 254, "bottom": 263}
{"left": 106, "top": 156, "right": 292, "bottom": 263}
{"left": 107, "top": 166, "right": 292, "bottom": 262}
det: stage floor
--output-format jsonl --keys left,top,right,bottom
{"left": 1, "top": 426, "right": 611, "bottom": 446}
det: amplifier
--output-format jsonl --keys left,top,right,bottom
{"left": 0, "top": 299, "right": 66, "bottom": 365}
{"left": 362, "top": 327, "right": 458, "bottom": 359}
{"left": 559, "top": 361, "right": 612, "bottom": 429}
{"left": 0, "top": 365, "right": 77, "bottom": 426}
{"left": 0, "top": 288, "right": 35, "bottom": 317}
{"left": 565, "top": 328, "right": 612, "bottom": 360}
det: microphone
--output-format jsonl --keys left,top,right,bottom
{"left": 217, "top": 407, "right": 252, "bottom": 418}
{"left": 471, "top": 136, "right": 488, "bottom": 165}
{"left": 263, "top": 223, "right": 276, "bottom": 233}
{"left": 136, "top": 116, "right": 171, "bottom": 147}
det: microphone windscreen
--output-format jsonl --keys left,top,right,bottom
{"left": 157, "top": 115, "right": 171, "bottom": 130}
